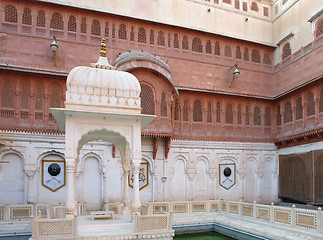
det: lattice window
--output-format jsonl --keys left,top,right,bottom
{"left": 306, "top": 91, "right": 315, "bottom": 116}
{"left": 265, "top": 106, "right": 271, "bottom": 126}
{"left": 157, "top": 31, "right": 165, "bottom": 46}
{"left": 91, "top": 19, "right": 101, "bottom": 35}
{"left": 263, "top": 53, "right": 271, "bottom": 65}
{"left": 183, "top": 99, "right": 189, "bottom": 121}
{"left": 216, "top": 102, "right": 221, "bottom": 122}
{"left": 235, "top": 0, "right": 240, "bottom": 9}
{"left": 254, "top": 106, "right": 261, "bottom": 125}
{"left": 243, "top": 2, "right": 248, "bottom": 11}
{"left": 236, "top": 46, "right": 241, "bottom": 59}
{"left": 21, "top": 81, "right": 29, "bottom": 110}
{"left": 320, "top": 89, "right": 323, "bottom": 113}
{"left": 140, "top": 84, "right": 155, "bottom": 115}
{"left": 207, "top": 101, "right": 212, "bottom": 123}
{"left": 252, "top": 49, "right": 261, "bottom": 63}
{"left": 238, "top": 104, "right": 242, "bottom": 124}
{"left": 277, "top": 105, "right": 281, "bottom": 126}
{"left": 223, "top": 0, "right": 231, "bottom": 4}
{"left": 130, "top": 26, "right": 134, "bottom": 41}
{"left": 284, "top": 102, "right": 293, "bottom": 123}
{"left": 81, "top": 18, "right": 87, "bottom": 34}
{"left": 174, "top": 34, "right": 179, "bottom": 48}
{"left": 193, "top": 99, "right": 202, "bottom": 122}
{"left": 282, "top": 42, "right": 291, "bottom": 60}
{"left": 182, "top": 36, "right": 189, "bottom": 50}
{"left": 168, "top": 34, "right": 171, "bottom": 47}
{"left": 1, "top": 80, "right": 14, "bottom": 108}
{"left": 104, "top": 21, "right": 109, "bottom": 37}
{"left": 68, "top": 15, "right": 76, "bottom": 32}
{"left": 263, "top": 7, "right": 269, "bottom": 17}
{"left": 150, "top": 30, "right": 154, "bottom": 44}
{"left": 112, "top": 24, "right": 116, "bottom": 38}
{"left": 296, "top": 97, "right": 303, "bottom": 120}
{"left": 192, "top": 37, "right": 202, "bottom": 53}
{"left": 119, "top": 24, "right": 127, "bottom": 40}
{"left": 224, "top": 45, "right": 232, "bottom": 57}
{"left": 50, "top": 12, "right": 63, "bottom": 30}
{"left": 245, "top": 106, "right": 250, "bottom": 125}
{"left": 225, "top": 103, "right": 233, "bottom": 124}
{"left": 174, "top": 98, "right": 179, "bottom": 120}
{"left": 244, "top": 47, "right": 249, "bottom": 61}
{"left": 251, "top": 2, "right": 258, "bottom": 11}
{"left": 22, "top": 8, "right": 32, "bottom": 25}
{"left": 215, "top": 42, "right": 220, "bottom": 55}
{"left": 316, "top": 18, "right": 323, "bottom": 38}
{"left": 37, "top": 10, "right": 45, "bottom": 27}
{"left": 138, "top": 27, "right": 146, "bottom": 43}
{"left": 35, "top": 83, "right": 43, "bottom": 110}
{"left": 4, "top": 5, "right": 17, "bottom": 23}
{"left": 160, "top": 92, "right": 167, "bottom": 117}
{"left": 206, "top": 40, "right": 212, "bottom": 54}
{"left": 50, "top": 84, "right": 62, "bottom": 108}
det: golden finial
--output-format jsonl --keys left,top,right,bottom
{"left": 100, "top": 38, "right": 106, "bottom": 57}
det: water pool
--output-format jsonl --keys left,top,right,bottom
{"left": 174, "top": 232, "right": 235, "bottom": 240}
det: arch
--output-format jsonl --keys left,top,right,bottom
{"left": 245, "top": 105, "right": 250, "bottom": 125}
{"left": 157, "top": 31, "right": 165, "bottom": 46}
{"left": 263, "top": 53, "right": 272, "bottom": 65}
{"left": 194, "top": 159, "right": 208, "bottom": 200}
{"left": 206, "top": 40, "right": 212, "bottom": 54}
{"left": 216, "top": 101, "right": 221, "bottom": 122}
{"left": 36, "top": 150, "right": 65, "bottom": 170}
{"left": 174, "top": 34, "right": 179, "bottom": 49}
{"left": 49, "top": 83, "right": 62, "bottom": 108}
{"left": 282, "top": 42, "right": 291, "bottom": 60}
{"left": 174, "top": 98, "right": 179, "bottom": 121}
{"left": 183, "top": 98, "right": 189, "bottom": 121}
{"left": 160, "top": 92, "right": 167, "bottom": 117}
{"left": 196, "top": 155, "right": 210, "bottom": 171}
{"left": 244, "top": 47, "right": 249, "bottom": 61}
{"left": 218, "top": 155, "right": 238, "bottom": 167}
{"left": 68, "top": 15, "right": 76, "bottom": 32}
{"left": 237, "top": 104, "right": 242, "bottom": 124}
{"left": 250, "top": 2, "right": 259, "bottom": 11}
{"left": 296, "top": 96, "right": 303, "bottom": 120}
{"left": 236, "top": 46, "right": 241, "bottom": 59}
{"left": 1, "top": 79, "right": 15, "bottom": 108}
{"left": 225, "top": 103, "right": 233, "bottom": 124}
{"left": 140, "top": 83, "right": 155, "bottom": 115}
{"left": 22, "top": 7, "right": 32, "bottom": 25}
{"left": 91, "top": 19, "right": 101, "bottom": 35}
{"left": 245, "top": 157, "right": 257, "bottom": 202}
{"left": 0, "top": 148, "right": 24, "bottom": 164}
{"left": 182, "top": 36, "right": 189, "bottom": 50}
{"left": 4, "top": 5, "right": 17, "bottom": 23}
{"left": 315, "top": 18, "right": 323, "bottom": 38}
{"left": 306, "top": 91, "right": 315, "bottom": 116}
{"left": 263, "top": 158, "right": 273, "bottom": 203}
{"left": 224, "top": 45, "right": 232, "bottom": 57}
{"left": 193, "top": 99, "right": 202, "bottom": 122}
{"left": 115, "top": 51, "right": 178, "bottom": 96}
{"left": 81, "top": 17, "right": 87, "bottom": 34}
{"left": 21, "top": 80, "right": 30, "bottom": 110}
{"left": 192, "top": 37, "right": 202, "bottom": 53}
{"left": 35, "top": 82, "right": 44, "bottom": 111}
{"left": 137, "top": 27, "right": 146, "bottom": 43}
{"left": 171, "top": 158, "right": 187, "bottom": 201}
{"left": 50, "top": 12, "right": 63, "bottom": 30}
{"left": 251, "top": 49, "right": 261, "bottom": 63}
{"left": 215, "top": 42, "right": 220, "bottom": 55}
{"left": 253, "top": 105, "right": 261, "bottom": 126}
{"left": 150, "top": 29, "right": 154, "bottom": 44}
{"left": 207, "top": 101, "right": 212, "bottom": 123}
{"left": 78, "top": 151, "right": 103, "bottom": 173}
{"left": 284, "top": 101, "right": 293, "bottom": 123}
{"left": 276, "top": 105, "right": 281, "bottom": 126}
{"left": 36, "top": 10, "right": 46, "bottom": 27}
{"left": 119, "top": 24, "right": 127, "bottom": 40}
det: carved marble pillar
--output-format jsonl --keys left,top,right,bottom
{"left": 256, "top": 171, "right": 263, "bottom": 202}
{"left": 102, "top": 168, "right": 108, "bottom": 205}
{"left": 66, "top": 158, "right": 76, "bottom": 217}
{"left": 132, "top": 160, "right": 141, "bottom": 213}
{"left": 187, "top": 171, "right": 195, "bottom": 201}
{"left": 208, "top": 171, "right": 217, "bottom": 200}
{"left": 25, "top": 170, "right": 36, "bottom": 204}
{"left": 239, "top": 169, "right": 246, "bottom": 201}
{"left": 123, "top": 164, "right": 130, "bottom": 214}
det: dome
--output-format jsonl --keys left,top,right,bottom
{"left": 65, "top": 39, "right": 141, "bottom": 114}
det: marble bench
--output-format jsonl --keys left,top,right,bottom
{"left": 91, "top": 210, "right": 115, "bottom": 220}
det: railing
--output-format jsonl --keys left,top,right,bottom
{"left": 142, "top": 200, "right": 323, "bottom": 234}
{"left": 135, "top": 212, "right": 174, "bottom": 233}
{"left": 30, "top": 212, "right": 77, "bottom": 239}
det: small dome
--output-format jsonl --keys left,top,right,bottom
{"left": 65, "top": 39, "right": 141, "bottom": 114}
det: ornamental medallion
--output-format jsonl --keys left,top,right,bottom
{"left": 219, "top": 163, "right": 236, "bottom": 190}
{"left": 42, "top": 160, "right": 66, "bottom": 192}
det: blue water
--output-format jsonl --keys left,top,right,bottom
{"left": 0, "top": 235, "right": 30, "bottom": 240}
{"left": 175, "top": 232, "right": 235, "bottom": 240}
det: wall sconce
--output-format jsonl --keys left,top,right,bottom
{"left": 227, "top": 63, "right": 240, "bottom": 87}
{"left": 50, "top": 36, "right": 58, "bottom": 53}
